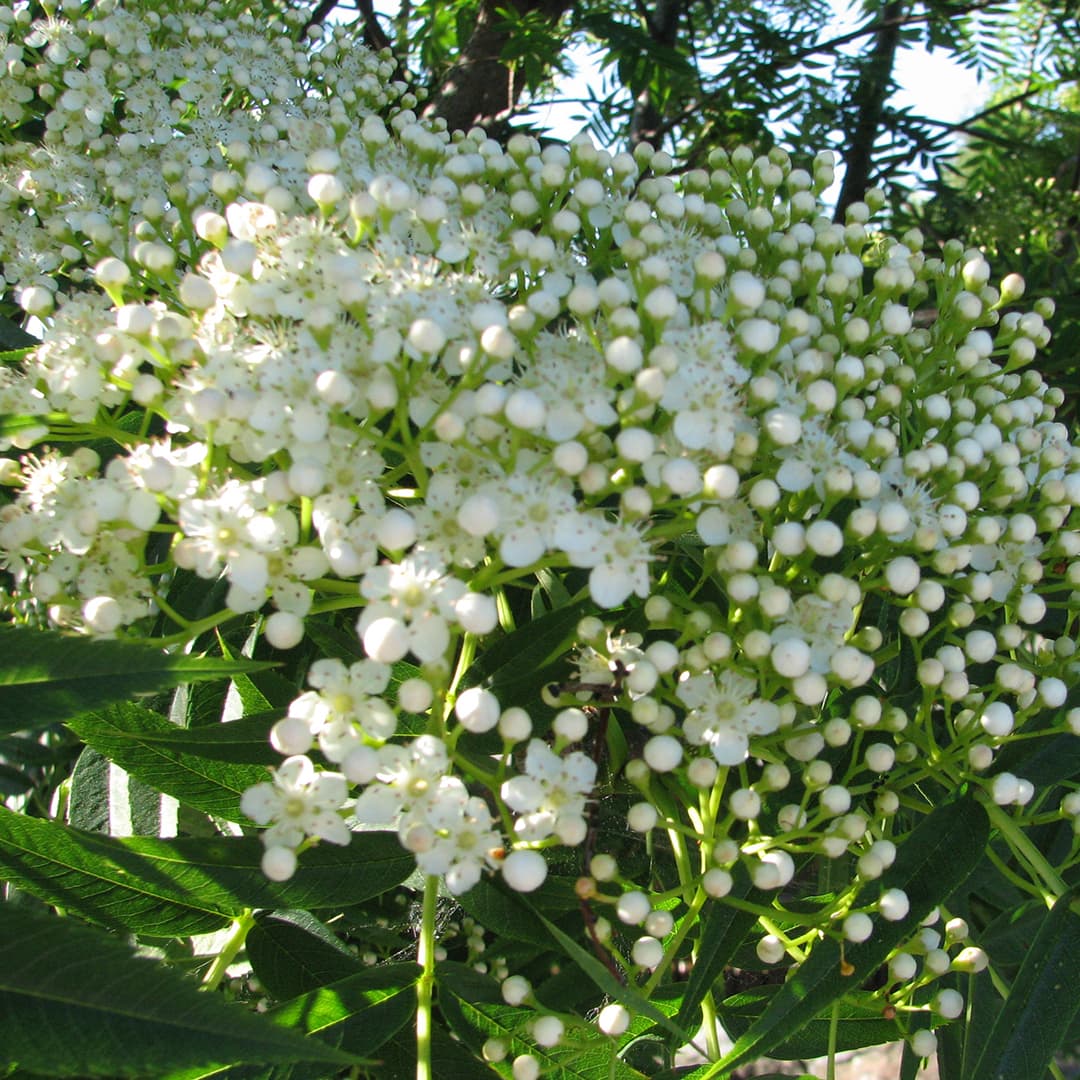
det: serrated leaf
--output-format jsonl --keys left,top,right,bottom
{"left": 267, "top": 962, "right": 420, "bottom": 1056}
{"left": 66, "top": 703, "right": 268, "bottom": 819}
{"left": 520, "top": 901, "right": 693, "bottom": 1046}
{"left": 0, "top": 626, "right": 274, "bottom": 734}
{"left": 0, "top": 904, "right": 360, "bottom": 1077}
{"left": 462, "top": 599, "right": 591, "bottom": 698}
{"left": 701, "top": 795, "right": 989, "bottom": 1078}
{"left": 0, "top": 810, "right": 414, "bottom": 937}
{"left": 302, "top": 620, "right": 366, "bottom": 663}
{"left": 719, "top": 985, "right": 928, "bottom": 1058}
{"left": 674, "top": 872, "right": 758, "bottom": 1031}
{"left": 439, "top": 963, "right": 648, "bottom": 1079}
{"left": 457, "top": 875, "right": 555, "bottom": 947}
{"left": 966, "top": 891, "right": 1080, "bottom": 1080}
{"left": 111, "top": 710, "right": 284, "bottom": 764}
{"left": 246, "top": 909, "right": 361, "bottom": 999}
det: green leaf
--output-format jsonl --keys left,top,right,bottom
{"left": 267, "top": 962, "right": 420, "bottom": 1056}
{"left": 457, "top": 875, "right": 555, "bottom": 948}
{"left": 674, "top": 873, "right": 758, "bottom": 1031}
{"left": 0, "top": 626, "right": 274, "bottom": 735}
{"left": 246, "top": 909, "right": 361, "bottom": 999}
{"left": 703, "top": 795, "right": 989, "bottom": 1078}
{"left": 946, "top": 962, "right": 1003, "bottom": 1080}
{"left": 66, "top": 703, "right": 269, "bottom": 819}
{"left": 462, "top": 599, "right": 591, "bottom": 702}
{"left": 0, "top": 734, "right": 71, "bottom": 768}
{"left": 520, "top": 901, "right": 693, "bottom": 1046}
{"left": 0, "top": 810, "right": 414, "bottom": 937}
{"left": 0, "top": 413, "right": 54, "bottom": 440}
{"left": 965, "top": 891, "right": 1080, "bottom": 1080}
{"left": 66, "top": 745, "right": 179, "bottom": 838}
{"left": 107, "top": 710, "right": 284, "bottom": 765}
{"left": 0, "top": 345, "right": 35, "bottom": 365}
{"left": 302, "top": 620, "right": 366, "bottom": 663}
{"left": 438, "top": 963, "right": 649, "bottom": 1080}
{"left": 0, "top": 904, "right": 361, "bottom": 1077}
{"left": 369, "top": 1018, "right": 491, "bottom": 1080}
{"left": 719, "top": 985, "right": 928, "bottom": 1058}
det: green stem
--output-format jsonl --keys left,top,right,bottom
{"left": 151, "top": 607, "right": 237, "bottom": 648}
{"left": 416, "top": 875, "right": 439, "bottom": 1080}
{"left": 825, "top": 1000, "right": 839, "bottom": 1080}
{"left": 643, "top": 887, "right": 707, "bottom": 995}
{"left": 201, "top": 909, "right": 254, "bottom": 991}
{"left": 700, "top": 990, "right": 722, "bottom": 1061}
{"left": 977, "top": 790, "right": 1067, "bottom": 900}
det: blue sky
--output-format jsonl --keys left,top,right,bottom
{"left": 367, "top": 0, "right": 989, "bottom": 180}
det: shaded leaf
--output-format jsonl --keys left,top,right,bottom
{"left": 109, "top": 710, "right": 284, "bottom": 765}
{"left": 520, "top": 901, "right": 693, "bottom": 1046}
{"left": 462, "top": 599, "right": 590, "bottom": 698}
{"left": 674, "top": 872, "right": 758, "bottom": 1031}
{"left": 704, "top": 795, "right": 989, "bottom": 1078}
{"left": 66, "top": 703, "right": 268, "bottom": 819}
{"left": 458, "top": 875, "right": 555, "bottom": 948}
{"left": 246, "top": 909, "right": 361, "bottom": 999}
{"left": 966, "top": 891, "right": 1080, "bottom": 1080}
{"left": 439, "top": 963, "right": 648, "bottom": 1079}
{"left": 367, "top": 1017, "right": 490, "bottom": 1080}
{"left": 0, "top": 904, "right": 360, "bottom": 1077}
{"left": 0, "top": 315, "right": 37, "bottom": 348}
{"left": 0, "top": 626, "right": 273, "bottom": 734}
{"left": 0, "top": 810, "right": 414, "bottom": 937}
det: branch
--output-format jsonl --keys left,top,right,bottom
{"left": 937, "top": 78, "right": 1073, "bottom": 135}
{"left": 784, "top": 0, "right": 1000, "bottom": 68}
{"left": 356, "top": 0, "right": 392, "bottom": 53}
{"left": 422, "top": 0, "right": 571, "bottom": 135}
{"left": 877, "top": 76, "right": 1076, "bottom": 179}
{"left": 301, "top": 0, "right": 338, "bottom": 35}
{"left": 629, "top": 0, "right": 687, "bottom": 147}
{"left": 833, "top": 0, "right": 906, "bottom": 220}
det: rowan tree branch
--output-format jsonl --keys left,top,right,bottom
{"left": 422, "top": 0, "right": 571, "bottom": 135}
{"left": 834, "top": 0, "right": 906, "bottom": 219}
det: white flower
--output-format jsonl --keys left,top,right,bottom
{"left": 351, "top": 734, "right": 450, "bottom": 825}
{"left": 678, "top": 668, "right": 781, "bottom": 765}
{"left": 412, "top": 787, "right": 503, "bottom": 894}
{"left": 285, "top": 658, "right": 396, "bottom": 760}
{"left": 659, "top": 323, "right": 750, "bottom": 454}
{"left": 241, "top": 755, "right": 350, "bottom": 849}
{"left": 772, "top": 592, "right": 858, "bottom": 675}
{"left": 357, "top": 551, "right": 467, "bottom": 662}
{"left": 557, "top": 514, "right": 654, "bottom": 607}
{"left": 501, "top": 739, "right": 596, "bottom": 843}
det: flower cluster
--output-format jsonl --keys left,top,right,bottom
{"left": 1, "top": 0, "right": 1079, "bottom": 1069}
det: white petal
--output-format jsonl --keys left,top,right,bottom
{"left": 588, "top": 564, "right": 634, "bottom": 608}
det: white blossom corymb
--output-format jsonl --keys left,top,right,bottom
{"left": 1, "top": 0, "right": 1078, "bottom": 1036}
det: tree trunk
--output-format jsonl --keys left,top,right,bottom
{"left": 422, "top": 0, "right": 570, "bottom": 136}
{"left": 629, "top": 0, "right": 685, "bottom": 148}
{"left": 833, "top": 0, "right": 904, "bottom": 221}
